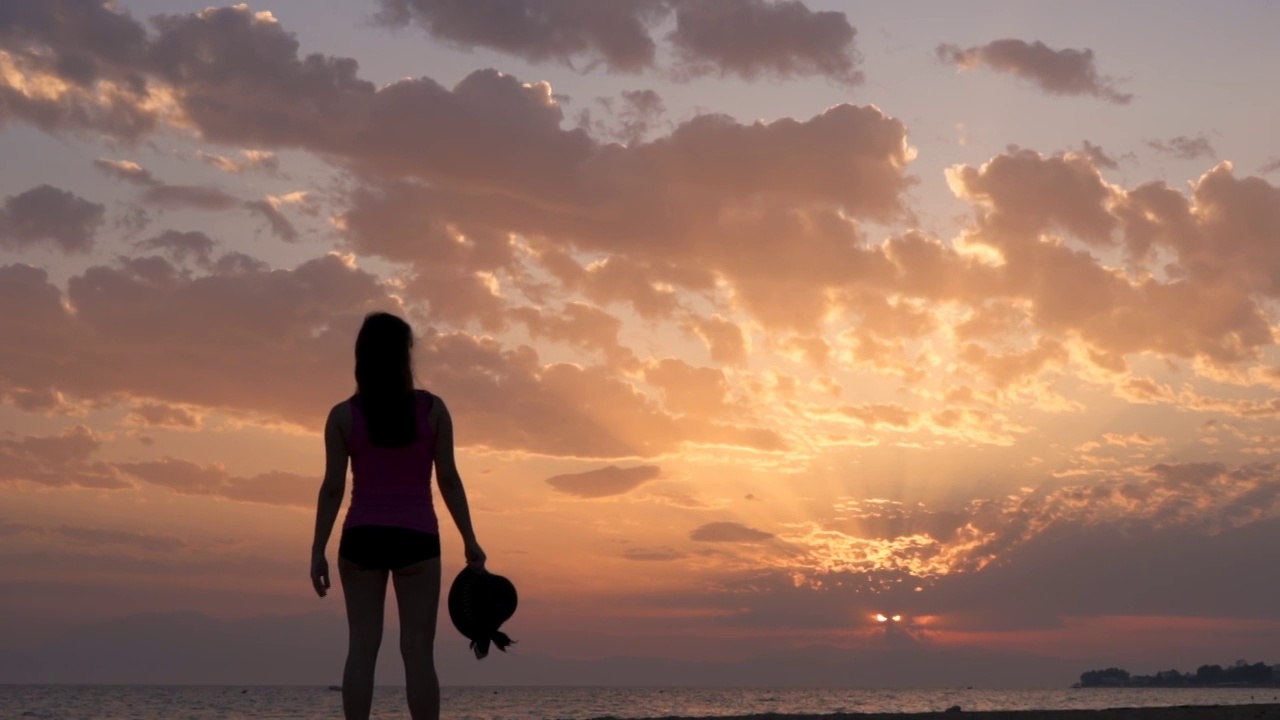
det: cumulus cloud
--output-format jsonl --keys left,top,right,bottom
{"left": 1147, "top": 134, "right": 1216, "bottom": 161}
{"left": 690, "top": 521, "right": 774, "bottom": 543}
{"left": 936, "top": 39, "right": 1131, "bottom": 103}
{"left": 0, "top": 185, "right": 105, "bottom": 254}
{"left": 546, "top": 464, "right": 662, "bottom": 498}
{"left": 0, "top": 1, "right": 162, "bottom": 138}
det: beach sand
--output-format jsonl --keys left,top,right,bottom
{"left": 613, "top": 705, "right": 1280, "bottom": 720}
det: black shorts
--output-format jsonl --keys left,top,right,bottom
{"left": 338, "top": 525, "right": 441, "bottom": 570}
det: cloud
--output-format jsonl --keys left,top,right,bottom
{"left": 545, "top": 464, "right": 661, "bottom": 498}
{"left": 0, "top": 185, "right": 105, "bottom": 254}
{"left": 1147, "top": 134, "right": 1216, "bottom": 161}
{"left": 372, "top": 0, "right": 861, "bottom": 84}
{"left": 510, "top": 302, "right": 637, "bottom": 368}
{"left": 243, "top": 198, "right": 298, "bottom": 242}
{"left": 622, "top": 547, "right": 686, "bottom": 561}
{"left": 578, "top": 88, "right": 668, "bottom": 145}
{"left": 658, "top": 462, "right": 1280, "bottom": 635}
{"left": 6, "top": 3, "right": 911, "bottom": 334}
{"left": 1259, "top": 157, "right": 1280, "bottom": 175}
{"left": 373, "top": 0, "right": 664, "bottom": 73}
{"left": 1080, "top": 141, "right": 1120, "bottom": 170}
{"left": 0, "top": 426, "right": 127, "bottom": 490}
{"left": 667, "top": 0, "right": 862, "bottom": 85}
{"left": 141, "top": 184, "right": 240, "bottom": 211}
{"left": 93, "top": 158, "right": 157, "bottom": 186}
{"left": 643, "top": 359, "right": 730, "bottom": 418}
{"left": 196, "top": 149, "right": 278, "bottom": 174}
{"left": 0, "top": 254, "right": 396, "bottom": 430}
{"left": 0, "top": 1, "right": 162, "bottom": 139}
{"left": 686, "top": 315, "right": 747, "bottom": 366}
{"left": 936, "top": 39, "right": 1131, "bottom": 104}
{"left": 690, "top": 521, "right": 774, "bottom": 543}
{"left": 133, "top": 230, "right": 216, "bottom": 267}
{"left": 53, "top": 525, "right": 188, "bottom": 553}
{"left": 945, "top": 150, "right": 1277, "bottom": 374}
{"left": 125, "top": 402, "right": 202, "bottom": 429}
{"left": 115, "top": 459, "right": 315, "bottom": 508}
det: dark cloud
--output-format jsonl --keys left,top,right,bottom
{"left": 374, "top": 0, "right": 664, "bottom": 73}
{"left": 1080, "top": 140, "right": 1119, "bottom": 170}
{"left": 0, "top": 0, "right": 159, "bottom": 138}
{"left": 141, "top": 184, "right": 240, "bottom": 211}
{"left": 1259, "top": 157, "right": 1280, "bottom": 175}
{"left": 622, "top": 547, "right": 686, "bottom": 561}
{"left": 579, "top": 88, "right": 668, "bottom": 145}
{"left": 690, "top": 521, "right": 774, "bottom": 543}
{"left": 0, "top": 185, "right": 105, "bottom": 254}
{"left": 243, "top": 199, "right": 299, "bottom": 242}
{"left": 1147, "top": 134, "right": 1216, "bottom": 161}
{"left": 372, "top": 0, "right": 861, "bottom": 84}
{"left": 667, "top": 0, "right": 862, "bottom": 85}
{"left": 936, "top": 39, "right": 1131, "bottom": 103}
{"left": 133, "top": 230, "right": 216, "bottom": 267}
{"left": 545, "top": 464, "right": 661, "bottom": 498}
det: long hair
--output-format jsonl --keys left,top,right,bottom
{"left": 354, "top": 312, "right": 418, "bottom": 448}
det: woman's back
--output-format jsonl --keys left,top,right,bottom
{"left": 343, "top": 389, "right": 439, "bottom": 534}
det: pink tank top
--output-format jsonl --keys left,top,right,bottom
{"left": 343, "top": 390, "right": 440, "bottom": 534}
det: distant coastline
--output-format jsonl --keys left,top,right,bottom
{"left": 1075, "top": 662, "right": 1279, "bottom": 689}
{"left": 616, "top": 705, "right": 1280, "bottom": 720}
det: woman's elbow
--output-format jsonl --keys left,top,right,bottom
{"left": 319, "top": 477, "right": 345, "bottom": 499}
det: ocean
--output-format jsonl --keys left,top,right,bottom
{"left": 2, "top": 686, "right": 1277, "bottom": 719}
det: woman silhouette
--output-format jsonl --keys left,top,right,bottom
{"left": 310, "top": 312, "right": 486, "bottom": 720}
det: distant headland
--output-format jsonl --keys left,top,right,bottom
{"left": 1076, "top": 661, "right": 1279, "bottom": 688}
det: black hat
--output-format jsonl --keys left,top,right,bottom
{"left": 448, "top": 567, "right": 518, "bottom": 659}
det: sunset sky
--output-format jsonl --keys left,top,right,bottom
{"left": 2, "top": 0, "right": 1280, "bottom": 686}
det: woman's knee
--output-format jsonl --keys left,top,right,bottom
{"left": 348, "top": 629, "right": 383, "bottom": 656}
{"left": 399, "top": 628, "right": 435, "bottom": 657}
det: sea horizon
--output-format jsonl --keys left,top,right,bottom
{"left": 4, "top": 684, "right": 1280, "bottom": 720}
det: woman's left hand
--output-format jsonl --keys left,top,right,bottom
{"left": 310, "top": 551, "right": 331, "bottom": 598}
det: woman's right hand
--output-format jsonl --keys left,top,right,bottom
{"left": 464, "top": 539, "right": 487, "bottom": 572}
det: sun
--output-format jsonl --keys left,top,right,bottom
{"left": 874, "top": 613, "right": 903, "bottom": 623}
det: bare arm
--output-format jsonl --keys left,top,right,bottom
{"left": 432, "top": 397, "right": 481, "bottom": 554}
{"left": 311, "top": 403, "right": 349, "bottom": 556}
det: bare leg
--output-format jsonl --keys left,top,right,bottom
{"left": 392, "top": 558, "right": 442, "bottom": 720}
{"left": 339, "top": 557, "right": 389, "bottom": 720}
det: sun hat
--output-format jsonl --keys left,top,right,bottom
{"left": 448, "top": 567, "right": 518, "bottom": 659}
